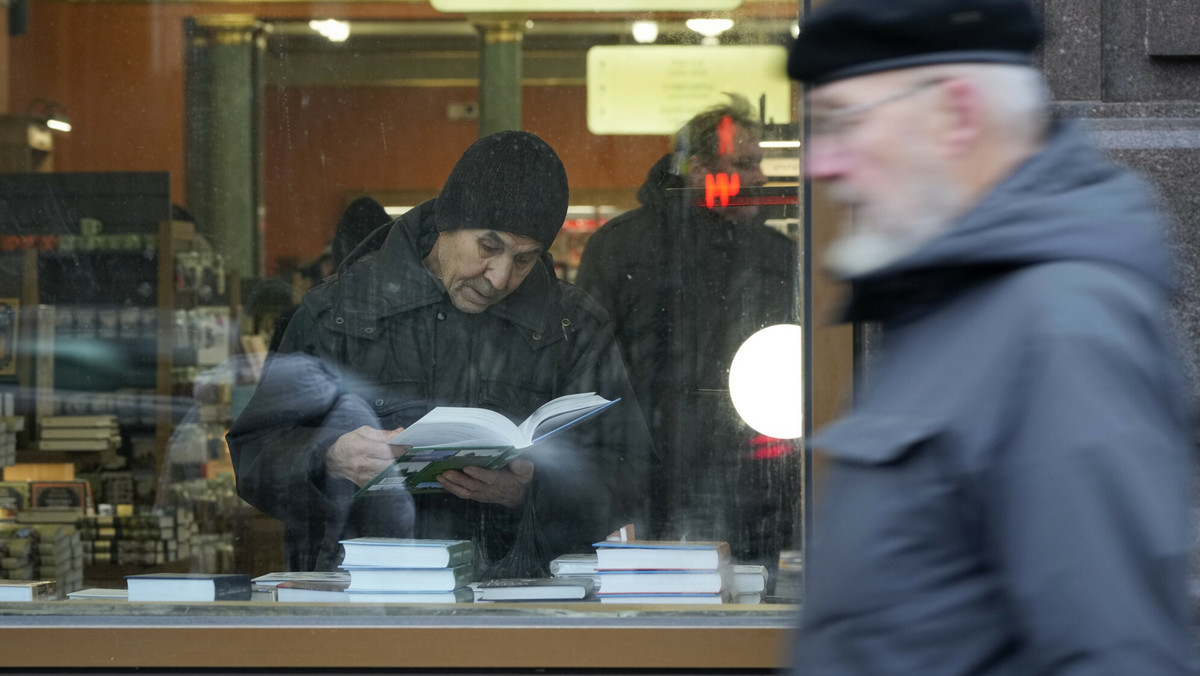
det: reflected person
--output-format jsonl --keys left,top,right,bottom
{"left": 789, "top": 0, "right": 1198, "bottom": 673}
{"left": 575, "top": 94, "right": 800, "bottom": 587}
{"left": 229, "top": 131, "right": 653, "bottom": 576}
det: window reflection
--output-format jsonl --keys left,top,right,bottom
{"left": 0, "top": 2, "right": 805, "bottom": 610}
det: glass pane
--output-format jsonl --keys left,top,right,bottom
{"left": 0, "top": 0, "right": 812, "bottom": 630}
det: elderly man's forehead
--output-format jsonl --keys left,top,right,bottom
{"left": 479, "top": 229, "right": 542, "bottom": 251}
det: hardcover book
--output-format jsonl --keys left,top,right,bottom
{"left": 356, "top": 392, "right": 619, "bottom": 496}
{"left": 0, "top": 579, "right": 55, "bottom": 602}
{"left": 125, "top": 573, "right": 253, "bottom": 602}
{"left": 592, "top": 540, "right": 731, "bottom": 571}
{"left": 731, "top": 564, "right": 768, "bottom": 594}
{"left": 597, "top": 592, "right": 727, "bottom": 605}
{"left": 472, "top": 576, "right": 594, "bottom": 602}
{"left": 66, "top": 587, "right": 128, "bottom": 601}
{"left": 338, "top": 538, "right": 473, "bottom": 569}
{"left": 597, "top": 570, "right": 726, "bottom": 595}
{"left": 342, "top": 563, "right": 473, "bottom": 592}
{"left": 346, "top": 587, "right": 474, "bottom": 604}
{"left": 251, "top": 570, "right": 350, "bottom": 588}
{"left": 275, "top": 579, "right": 351, "bottom": 602}
{"left": 549, "top": 552, "right": 597, "bottom": 577}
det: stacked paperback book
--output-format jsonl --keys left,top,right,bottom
{"left": 593, "top": 539, "right": 732, "bottom": 604}
{"left": 38, "top": 415, "right": 120, "bottom": 453}
{"left": 30, "top": 523, "right": 84, "bottom": 597}
{"left": 339, "top": 537, "right": 475, "bottom": 603}
{"left": 79, "top": 507, "right": 195, "bottom": 566}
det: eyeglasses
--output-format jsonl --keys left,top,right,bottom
{"left": 808, "top": 79, "right": 945, "bottom": 140}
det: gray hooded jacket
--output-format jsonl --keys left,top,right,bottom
{"left": 796, "top": 121, "right": 1199, "bottom": 675}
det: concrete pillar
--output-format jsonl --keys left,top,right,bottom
{"left": 184, "top": 14, "right": 263, "bottom": 278}
{"left": 473, "top": 16, "right": 524, "bottom": 136}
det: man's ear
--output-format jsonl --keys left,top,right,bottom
{"left": 937, "top": 77, "right": 982, "bottom": 158}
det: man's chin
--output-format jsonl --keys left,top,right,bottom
{"left": 448, "top": 294, "right": 489, "bottom": 314}
{"left": 824, "top": 232, "right": 921, "bottom": 279}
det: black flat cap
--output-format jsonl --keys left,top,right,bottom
{"left": 788, "top": 0, "right": 1043, "bottom": 85}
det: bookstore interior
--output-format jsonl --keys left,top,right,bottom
{"left": 0, "top": 0, "right": 849, "bottom": 671}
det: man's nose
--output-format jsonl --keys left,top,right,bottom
{"left": 805, "top": 138, "right": 847, "bottom": 181}
{"left": 483, "top": 257, "right": 514, "bottom": 291}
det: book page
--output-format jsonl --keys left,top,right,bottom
{"left": 519, "top": 392, "right": 615, "bottom": 443}
{"left": 387, "top": 407, "right": 521, "bottom": 448}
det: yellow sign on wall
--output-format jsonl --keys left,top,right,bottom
{"left": 587, "top": 45, "right": 791, "bottom": 135}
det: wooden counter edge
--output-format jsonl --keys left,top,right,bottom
{"left": 4, "top": 623, "right": 794, "bottom": 669}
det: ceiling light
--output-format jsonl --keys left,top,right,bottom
{"left": 631, "top": 20, "right": 658, "bottom": 44}
{"left": 686, "top": 18, "right": 733, "bottom": 45}
{"left": 309, "top": 19, "right": 350, "bottom": 43}
{"left": 26, "top": 98, "right": 71, "bottom": 134}
{"left": 759, "top": 140, "right": 800, "bottom": 149}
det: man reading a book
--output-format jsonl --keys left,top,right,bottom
{"left": 229, "top": 131, "right": 654, "bottom": 577}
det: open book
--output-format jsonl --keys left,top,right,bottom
{"left": 355, "top": 392, "right": 619, "bottom": 497}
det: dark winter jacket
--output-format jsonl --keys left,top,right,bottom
{"left": 228, "top": 199, "right": 653, "bottom": 576}
{"left": 796, "top": 120, "right": 1199, "bottom": 675}
{"left": 575, "top": 154, "right": 800, "bottom": 574}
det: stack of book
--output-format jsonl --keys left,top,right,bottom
{"left": 593, "top": 539, "right": 732, "bottom": 605}
{"left": 729, "top": 564, "right": 768, "bottom": 604}
{"left": 38, "top": 415, "right": 120, "bottom": 453}
{"left": 30, "top": 523, "right": 83, "bottom": 598}
{"left": 79, "top": 507, "right": 194, "bottom": 566}
{"left": 0, "top": 415, "right": 23, "bottom": 469}
{"left": 339, "top": 537, "right": 475, "bottom": 603}
{"left": 0, "top": 524, "right": 38, "bottom": 582}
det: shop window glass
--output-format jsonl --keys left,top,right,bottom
{"left": 0, "top": 0, "right": 813, "bottom": 637}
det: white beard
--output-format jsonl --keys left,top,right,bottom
{"left": 823, "top": 165, "right": 969, "bottom": 279}
{"left": 824, "top": 229, "right": 927, "bottom": 278}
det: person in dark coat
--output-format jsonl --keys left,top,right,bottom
{"left": 228, "top": 131, "right": 654, "bottom": 576}
{"left": 575, "top": 94, "right": 800, "bottom": 588}
{"left": 271, "top": 197, "right": 391, "bottom": 352}
{"left": 789, "top": 0, "right": 1198, "bottom": 673}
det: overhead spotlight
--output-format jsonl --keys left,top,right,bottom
{"left": 686, "top": 18, "right": 733, "bottom": 45}
{"left": 790, "top": 20, "right": 800, "bottom": 39}
{"left": 631, "top": 20, "right": 658, "bottom": 44}
{"left": 27, "top": 99, "right": 71, "bottom": 133}
{"left": 308, "top": 19, "right": 350, "bottom": 43}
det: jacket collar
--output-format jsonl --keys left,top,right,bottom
{"left": 332, "top": 199, "right": 561, "bottom": 336}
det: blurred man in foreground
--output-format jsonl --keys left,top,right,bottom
{"left": 789, "top": 0, "right": 1197, "bottom": 673}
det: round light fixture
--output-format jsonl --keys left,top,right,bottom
{"left": 728, "top": 323, "right": 804, "bottom": 439}
{"left": 631, "top": 20, "right": 659, "bottom": 44}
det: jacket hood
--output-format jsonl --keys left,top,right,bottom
{"left": 843, "top": 120, "right": 1174, "bottom": 321}
{"left": 636, "top": 154, "right": 687, "bottom": 210}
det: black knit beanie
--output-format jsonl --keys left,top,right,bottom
{"left": 788, "top": 0, "right": 1043, "bottom": 85}
{"left": 434, "top": 131, "right": 569, "bottom": 250}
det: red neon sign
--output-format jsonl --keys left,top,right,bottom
{"left": 705, "top": 172, "right": 741, "bottom": 208}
